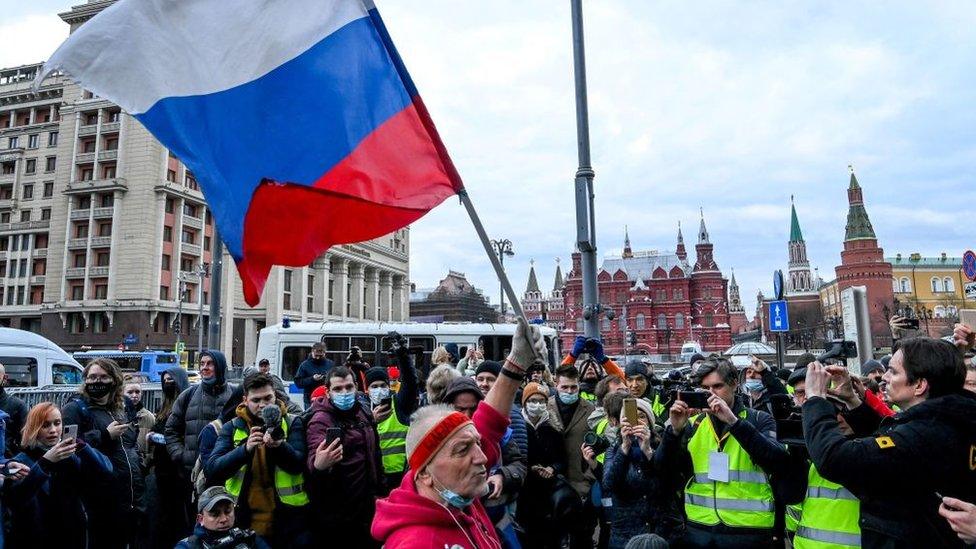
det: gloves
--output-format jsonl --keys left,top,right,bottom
{"left": 509, "top": 317, "right": 548, "bottom": 370}
{"left": 591, "top": 339, "right": 608, "bottom": 364}
{"left": 570, "top": 336, "right": 587, "bottom": 358}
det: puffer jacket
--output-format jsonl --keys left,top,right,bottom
{"left": 165, "top": 350, "right": 235, "bottom": 473}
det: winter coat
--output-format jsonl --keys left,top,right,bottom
{"left": 165, "top": 351, "right": 235, "bottom": 473}
{"left": 149, "top": 365, "right": 191, "bottom": 478}
{"left": 547, "top": 395, "right": 596, "bottom": 497}
{"left": 304, "top": 395, "right": 383, "bottom": 526}
{"left": 372, "top": 402, "right": 510, "bottom": 548}
{"left": 0, "top": 388, "right": 28, "bottom": 457}
{"left": 516, "top": 412, "right": 567, "bottom": 529}
{"left": 804, "top": 391, "right": 976, "bottom": 548}
{"left": 293, "top": 357, "right": 335, "bottom": 407}
{"left": 508, "top": 406, "right": 528, "bottom": 458}
{"left": 603, "top": 442, "right": 663, "bottom": 549}
{"left": 743, "top": 368, "right": 788, "bottom": 415}
{"left": 175, "top": 523, "right": 271, "bottom": 549}
{"left": 5, "top": 442, "right": 113, "bottom": 548}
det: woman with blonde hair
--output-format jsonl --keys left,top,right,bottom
{"left": 6, "top": 401, "right": 112, "bottom": 547}
{"left": 62, "top": 358, "right": 146, "bottom": 548}
{"left": 430, "top": 345, "right": 454, "bottom": 368}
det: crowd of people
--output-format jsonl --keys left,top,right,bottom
{"left": 0, "top": 317, "right": 974, "bottom": 548}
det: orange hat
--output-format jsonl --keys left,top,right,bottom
{"left": 521, "top": 382, "right": 549, "bottom": 407}
{"left": 311, "top": 385, "right": 328, "bottom": 399}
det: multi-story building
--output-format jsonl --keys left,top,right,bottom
{"left": 409, "top": 271, "right": 497, "bottom": 323}
{"left": 561, "top": 216, "right": 733, "bottom": 356}
{"left": 0, "top": 1, "right": 409, "bottom": 367}
{"left": 889, "top": 252, "right": 973, "bottom": 337}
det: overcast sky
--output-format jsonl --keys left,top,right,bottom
{"left": 6, "top": 1, "right": 974, "bottom": 318}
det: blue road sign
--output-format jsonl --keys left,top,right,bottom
{"left": 963, "top": 250, "right": 976, "bottom": 282}
{"left": 123, "top": 333, "right": 138, "bottom": 345}
{"left": 768, "top": 300, "right": 790, "bottom": 332}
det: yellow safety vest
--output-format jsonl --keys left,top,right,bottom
{"left": 581, "top": 391, "right": 597, "bottom": 402}
{"left": 595, "top": 418, "right": 609, "bottom": 465}
{"left": 683, "top": 410, "right": 775, "bottom": 529}
{"left": 794, "top": 464, "right": 861, "bottom": 548}
{"left": 377, "top": 400, "right": 409, "bottom": 474}
{"left": 226, "top": 416, "right": 309, "bottom": 507}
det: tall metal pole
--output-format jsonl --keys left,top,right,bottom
{"left": 571, "top": 0, "right": 600, "bottom": 338}
{"left": 197, "top": 263, "right": 208, "bottom": 355}
{"left": 207, "top": 235, "right": 223, "bottom": 351}
{"left": 499, "top": 253, "right": 506, "bottom": 316}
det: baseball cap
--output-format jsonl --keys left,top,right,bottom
{"left": 198, "top": 486, "right": 236, "bottom": 513}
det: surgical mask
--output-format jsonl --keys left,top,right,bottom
{"left": 86, "top": 381, "right": 112, "bottom": 399}
{"left": 369, "top": 387, "right": 390, "bottom": 405}
{"left": 558, "top": 391, "right": 579, "bottom": 405}
{"left": 525, "top": 402, "right": 547, "bottom": 417}
{"left": 431, "top": 473, "right": 487, "bottom": 509}
{"left": 332, "top": 391, "right": 356, "bottom": 411}
{"left": 743, "top": 379, "right": 764, "bottom": 393}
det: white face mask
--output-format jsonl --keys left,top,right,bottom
{"left": 369, "top": 386, "right": 391, "bottom": 405}
{"left": 525, "top": 401, "right": 547, "bottom": 417}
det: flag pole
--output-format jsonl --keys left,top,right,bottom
{"left": 458, "top": 189, "right": 526, "bottom": 322}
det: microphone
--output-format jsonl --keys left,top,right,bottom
{"left": 260, "top": 405, "right": 283, "bottom": 440}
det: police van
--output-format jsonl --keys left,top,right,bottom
{"left": 0, "top": 328, "right": 84, "bottom": 388}
{"left": 255, "top": 321, "right": 561, "bottom": 395}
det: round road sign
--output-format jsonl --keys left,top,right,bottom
{"left": 964, "top": 250, "right": 976, "bottom": 282}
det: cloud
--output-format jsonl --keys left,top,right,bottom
{"left": 0, "top": 14, "right": 65, "bottom": 68}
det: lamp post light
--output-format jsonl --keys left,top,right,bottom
{"left": 490, "top": 239, "right": 514, "bottom": 318}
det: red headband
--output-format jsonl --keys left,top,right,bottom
{"left": 408, "top": 411, "right": 473, "bottom": 472}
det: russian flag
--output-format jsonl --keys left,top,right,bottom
{"left": 37, "top": 0, "right": 462, "bottom": 306}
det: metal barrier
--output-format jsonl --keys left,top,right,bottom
{"left": 8, "top": 385, "right": 165, "bottom": 414}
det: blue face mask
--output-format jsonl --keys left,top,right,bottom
{"left": 558, "top": 391, "right": 579, "bottom": 405}
{"left": 331, "top": 391, "right": 356, "bottom": 411}
{"left": 431, "top": 473, "right": 486, "bottom": 509}
{"left": 743, "top": 379, "right": 764, "bottom": 393}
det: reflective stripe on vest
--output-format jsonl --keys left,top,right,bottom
{"left": 683, "top": 411, "right": 775, "bottom": 529}
{"left": 226, "top": 417, "right": 309, "bottom": 507}
{"left": 378, "top": 400, "right": 409, "bottom": 474}
{"left": 581, "top": 392, "right": 597, "bottom": 402}
{"left": 786, "top": 503, "right": 802, "bottom": 533}
{"left": 595, "top": 418, "right": 609, "bottom": 465}
{"left": 651, "top": 392, "right": 666, "bottom": 420}
{"left": 793, "top": 464, "right": 860, "bottom": 549}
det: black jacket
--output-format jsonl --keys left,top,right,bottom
{"left": 293, "top": 357, "right": 335, "bottom": 407}
{"left": 743, "top": 369, "right": 788, "bottom": 415}
{"left": 165, "top": 351, "right": 235, "bottom": 473}
{"left": 803, "top": 392, "right": 976, "bottom": 548}
{"left": 0, "top": 388, "right": 28, "bottom": 457}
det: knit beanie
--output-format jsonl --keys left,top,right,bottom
{"left": 624, "top": 360, "right": 648, "bottom": 379}
{"left": 443, "top": 377, "right": 484, "bottom": 404}
{"left": 365, "top": 366, "right": 389, "bottom": 385}
{"left": 475, "top": 360, "right": 502, "bottom": 378}
{"left": 521, "top": 382, "right": 548, "bottom": 407}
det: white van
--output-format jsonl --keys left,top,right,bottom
{"left": 679, "top": 341, "right": 704, "bottom": 363}
{"left": 0, "top": 328, "right": 84, "bottom": 387}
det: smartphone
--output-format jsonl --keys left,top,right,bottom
{"left": 901, "top": 317, "right": 920, "bottom": 330}
{"left": 678, "top": 390, "right": 711, "bottom": 409}
{"left": 62, "top": 424, "right": 79, "bottom": 441}
{"left": 960, "top": 310, "right": 976, "bottom": 329}
{"left": 377, "top": 395, "right": 393, "bottom": 409}
{"left": 325, "top": 427, "right": 342, "bottom": 447}
{"left": 623, "top": 398, "right": 638, "bottom": 426}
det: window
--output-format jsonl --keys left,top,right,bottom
{"left": 204, "top": 236, "right": 211, "bottom": 251}
{"left": 70, "top": 285, "right": 84, "bottom": 300}
{"left": 159, "top": 285, "right": 169, "bottom": 300}
{"left": 656, "top": 290, "right": 666, "bottom": 301}
{"left": 1, "top": 162, "right": 13, "bottom": 174}
{"left": 75, "top": 223, "right": 89, "bottom": 238}
{"left": 8, "top": 137, "right": 18, "bottom": 149}
{"left": 91, "top": 312, "right": 107, "bottom": 333}
{"left": 19, "top": 235, "right": 28, "bottom": 251}
{"left": 19, "top": 211, "right": 30, "bottom": 222}
{"left": 181, "top": 228, "right": 196, "bottom": 244}
{"left": 43, "top": 181, "right": 53, "bottom": 197}
{"left": 944, "top": 277, "right": 955, "bottom": 292}
{"left": 931, "top": 277, "right": 943, "bottom": 293}
{"left": 27, "top": 134, "right": 38, "bottom": 149}
{"left": 161, "top": 254, "right": 171, "bottom": 271}
{"left": 32, "top": 260, "right": 45, "bottom": 276}
{"left": 77, "top": 196, "right": 91, "bottom": 209}
{"left": 102, "top": 165, "right": 116, "bottom": 179}
{"left": 96, "top": 252, "right": 110, "bottom": 266}
{"left": 98, "top": 223, "right": 112, "bottom": 237}
{"left": 165, "top": 198, "right": 175, "bottom": 214}
{"left": 676, "top": 313, "right": 685, "bottom": 328}
{"left": 94, "top": 284, "right": 108, "bottom": 299}
{"left": 84, "top": 112, "right": 98, "bottom": 125}
{"left": 163, "top": 226, "right": 172, "bottom": 242}
{"left": 180, "top": 257, "right": 194, "bottom": 272}
{"left": 0, "top": 213, "right": 8, "bottom": 224}
{"left": 73, "top": 254, "right": 86, "bottom": 268}
{"left": 108, "top": 111, "right": 121, "bottom": 122}
{"left": 45, "top": 157, "right": 55, "bottom": 172}
{"left": 79, "top": 167, "right": 93, "bottom": 181}
{"left": 674, "top": 288, "right": 683, "bottom": 300}
{"left": 703, "top": 287, "right": 712, "bottom": 299}
{"left": 899, "top": 277, "right": 911, "bottom": 293}
{"left": 53, "top": 364, "right": 83, "bottom": 385}
{"left": 16, "top": 287, "right": 24, "bottom": 305}
{"left": 307, "top": 274, "right": 315, "bottom": 312}
{"left": 328, "top": 278, "right": 335, "bottom": 315}
{"left": 41, "top": 208, "right": 50, "bottom": 221}
{"left": 24, "top": 160, "right": 35, "bottom": 175}
{"left": 934, "top": 306, "right": 946, "bottom": 319}
{"left": 167, "top": 169, "right": 177, "bottom": 182}
{"left": 704, "top": 313, "right": 714, "bottom": 327}
{"left": 636, "top": 313, "right": 645, "bottom": 329}
{"left": 99, "top": 193, "right": 113, "bottom": 207}
{"left": 48, "top": 131, "right": 58, "bottom": 147}
{"left": 0, "top": 357, "right": 38, "bottom": 387}
{"left": 81, "top": 140, "right": 95, "bottom": 153}
{"left": 283, "top": 269, "right": 293, "bottom": 310}
{"left": 657, "top": 313, "right": 667, "bottom": 329}
{"left": 105, "top": 137, "right": 118, "bottom": 150}
{"left": 153, "top": 312, "right": 170, "bottom": 333}
{"left": 22, "top": 184, "right": 33, "bottom": 199}
{"left": 35, "top": 234, "right": 47, "bottom": 249}
{"left": 183, "top": 203, "right": 198, "bottom": 217}
{"left": 601, "top": 318, "right": 610, "bottom": 332}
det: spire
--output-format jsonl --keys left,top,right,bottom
{"left": 730, "top": 268, "right": 738, "bottom": 288}
{"left": 844, "top": 166, "right": 876, "bottom": 241}
{"left": 789, "top": 196, "right": 804, "bottom": 243}
{"left": 675, "top": 221, "right": 687, "bottom": 261}
{"left": 552, "top": 258, "right": 563, "bottom": 291}
{"left": 728, "top": 268, "right": 744, "bottom": 313}
{"left": 622, "top": 225, "right": 633, "bottom": 258}
{"left": 698, "top": 207, "right": 710, "bottom": 244}
{"left": 525, "top": 259, "right": 540, "bottom": 294}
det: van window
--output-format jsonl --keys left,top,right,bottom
{"left": 320, "top": 336, "right": 379, "bottom": 369}
{"left": 280, "top": 346, "right": 310, "bottom": 382}
{"left": 155, "top": 354, "right": 178, "bottom": 364}
{"left": 380, "top": 335, "right": 435, "bottom": 377}
{"left": 1, "top": 357, "right": 38, "bottom": 387}
{"left": 53, "top": 363, "right": 83, "bottom": 385}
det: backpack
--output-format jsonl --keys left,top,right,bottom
{"left": 190, "top": 418, "right": 222, "bottom": 497}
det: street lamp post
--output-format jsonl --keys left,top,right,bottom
{"left": 664, "top": 326, "right": 673, "bottom": 361}
{"left": 490, "top": 239, "right": 514, "bottom": 319}
{"left": 177, "top": 263, "right": 210, "bottom": 357}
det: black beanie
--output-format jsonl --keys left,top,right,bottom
{"left": 689, "top": 353, "right": 705, "bottom": 366}
{"left": 624, "top": 360, "right": 648, "bottom": 379}
{"left": 365, "top": 366, "right": 389, "bottom": 385}
{"left": 475, "top": 360, "right": 502, "bottom": 377}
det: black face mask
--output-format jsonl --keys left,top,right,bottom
{"left": 162, "top": 381, "right": 178, "bottom": 397}
{"left": 86, "top": 381, "right": 113, "bottom": 399}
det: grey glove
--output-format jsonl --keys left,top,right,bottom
{"left": 508, "top": 317, "right": 547, "bottom": 370}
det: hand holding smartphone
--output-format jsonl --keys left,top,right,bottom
{"left": 62, "top": 424, "right": 79, "bottom": 441}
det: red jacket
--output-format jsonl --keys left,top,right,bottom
{"left": 371, "top": 403, "right": 510, "bottom": 548}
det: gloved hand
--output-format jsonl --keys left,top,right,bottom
{"left": 509, "top": 317, "right": 548, "bottom": 371}
{"left": 570, "top": 336, "right": 587, "bottom": 358}
{"left": 591, "top": 338, "right": 608, "bottom": 364}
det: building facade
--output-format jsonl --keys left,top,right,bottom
{"left": 561, "top": 217, "right": 733, "bottom": 356}
{"left": 409, "top": 270, "right": 497, "bottom": 323}
{"left": 0, "top": 1, "right": 409, "bottom": 367}
{"left": 518, "top": 258, "right": 566, "bottom": 331}
{"left": 889, "top": 252, "right": 972, "bottom": 337}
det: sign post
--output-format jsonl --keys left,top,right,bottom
{"left": 771, "top": 270, "right": 788, "bottom": 368}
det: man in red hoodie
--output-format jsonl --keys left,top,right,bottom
{"left": 371, "top": 318, "right": 546, "bottom": 548}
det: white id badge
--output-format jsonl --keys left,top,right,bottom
{"left": 707, "top": 451, "right": 730, "bottom": 483}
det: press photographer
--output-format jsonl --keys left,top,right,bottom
{"left": 177, "top": 486, "right": 269, "bottom": 549}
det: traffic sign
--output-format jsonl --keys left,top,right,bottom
{"left": 175, "top": 341, "right": 186, "bottom": 354}
{"left": 963, "top": 250, "right": 976, "bottom": 282}
{"left": 768, "top": 300, "right": 790, "bottom": 332}
{"left": 773, "top": 270, "right": 785, "bottom": 300}
{"left": 966, "top": 281, "right": 976, "bottom": 300}
{"left": 123, "top": 333, "right": 138, "bottom": 345}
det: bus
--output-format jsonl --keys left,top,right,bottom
{"left": 72, "top": 350, "right": 180, "bottom": 382}
{"left": 255, "top": 321, "right": 561, "bottom": 394}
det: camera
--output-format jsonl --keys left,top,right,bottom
{"left": 212, "top": 527, "right": 257, "bottom": 549}
{"left": 582, "top": 431, "right": 610, "bottom": 455}
{"left": 769, "top": 393, "right": 804, "bottom": 447}
{"left": 817, "top": 340, "right": 857, "bottom": 363}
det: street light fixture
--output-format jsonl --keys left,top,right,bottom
{"left": 490, "top": 239, "right": 514, "bottom": 318}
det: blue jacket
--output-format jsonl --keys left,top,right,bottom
{"left": 293, "top": 357, "right": 334, "bottom": 406}
{"left": 175, "top": 523, "right": 271, "bottom": 549}
{"left": 5, "top": 443, "right": 113, "bottom": 548}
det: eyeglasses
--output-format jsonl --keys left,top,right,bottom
{"left": 85, "top": 375, "right": 112, "bottom": 382}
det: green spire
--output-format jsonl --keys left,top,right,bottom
{"left": 844, "top": 167, "right": 876, "bottom": 240}
{"left": 789, "top": 197, "right": 804, "bottom": 243}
